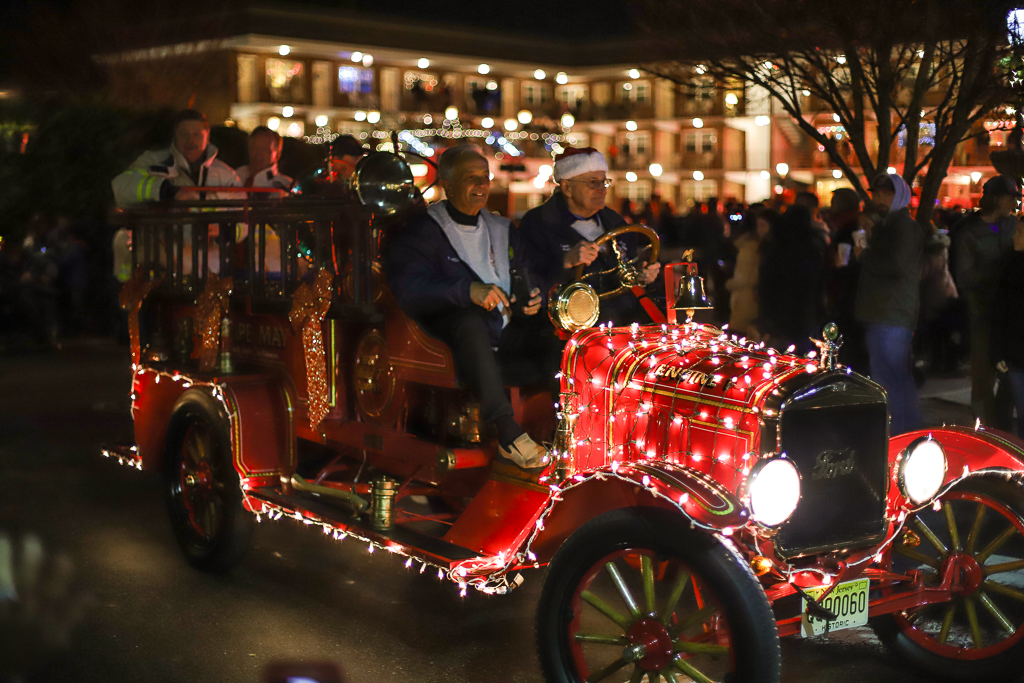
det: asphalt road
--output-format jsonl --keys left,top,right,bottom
{"left": 0, "top": 340, "right": 988, "bottom": 683}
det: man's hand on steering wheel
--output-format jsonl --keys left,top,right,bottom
{"left": 563, "top": 240, "right": 599, "bottom": 269}
{"left": 641, "top": 261, "right": 661, "bottom": 285}
{"left": 571, "top": 224, "right": 661, "bottom": 300}
{"left": 470, "top": 282, "right": 510, "bottom": 312}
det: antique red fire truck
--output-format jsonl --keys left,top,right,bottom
{"left": 105, "top": 152, "right": 1024, "bottom": 683}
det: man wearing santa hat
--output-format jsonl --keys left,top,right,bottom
{"left": 519, "top": 147, "right": 660, "bottom": 325}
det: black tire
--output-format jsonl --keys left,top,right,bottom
{"left": 536, "top": 507, "right": 781, "bottom": 683}
{"left": 871, "top": 476, "right": 1024, "bottom": 682}
{"left": 164, "top": 388, "right": 253, "bottom": 573}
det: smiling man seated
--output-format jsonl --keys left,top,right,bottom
{"left": 385, "top": 144, "right": 549, "bottom": 471}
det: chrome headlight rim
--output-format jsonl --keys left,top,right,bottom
{"left": 898, "top": 436, "right": 948, "bottom": 506}
{"left": 547, "top": 281, "right": 600, "bottom": 332}
{"left": 743, "top": 456, "right": 802, "bottom": 529}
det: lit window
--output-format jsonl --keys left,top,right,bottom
{"left": 404, "top": 71, "right": 439, "bottom": 92}
{"left": 621, "top": 80, "right": 651, "bottom": 104}
{"left": 266, "top": 58, "right": 305, "bottom": 103}
{"left": 556, "top": 84, "right": 588, "bottom": 107}
{"left": 623, "top": 131, "right": 650, "bottom": 156}
{"left": 685, "top": 132, "right": 718, "bottom": 154}
{"left": 339, "top": 66, "right": 374, "bottom": 95}
{"left": 522, "top": 82, "right": 550, "bottom": 106}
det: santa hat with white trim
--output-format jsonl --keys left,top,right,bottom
{"left": 553, "top": 147, "right": 608, "bottom": 182}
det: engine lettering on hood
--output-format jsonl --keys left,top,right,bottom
{"left": 653, "top": 365, "right": 720, "bottom": 388}
{"left": 812, "top": 449, "right": 856, "bottom": 480}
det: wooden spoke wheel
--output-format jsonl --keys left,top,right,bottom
{"left": 873, "top": 477, "right": 1024, "bottom": 681}
{"left": 537, "top": 509, "right": 780, "bottom": 683}
{"left": 165, "top": 389, "right": 253, "bottom": 573}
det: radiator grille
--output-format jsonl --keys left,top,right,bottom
{"left": 775, "top": 395, "right": 889, "bottom": 558}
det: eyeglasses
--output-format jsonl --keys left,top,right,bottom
{"left": 568, "top": 177, "right": 613, "bottom": 190}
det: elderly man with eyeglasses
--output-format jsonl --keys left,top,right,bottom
{"left": 519, "top": 147, "right": 660, "bottom": 326}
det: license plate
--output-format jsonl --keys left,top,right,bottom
{"left": 800, "top": 578, "right": 869, "bottom": 637}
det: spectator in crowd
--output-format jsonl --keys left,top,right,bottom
{"left": 619, "top": 198, "right": 637, "bottom": 224}
{"left": 794, "top": 191, "right": 831, "bottom": 245}
{"left": 18, "top": 228, "right": 60, "bottom": 349}
{"left": 992, "top": 217, "right": 1024, "bottom": 436}
{"left": 916, "top": 231, "right": 959, "bottom": 374}
{"left": 48, "top": 216, "right": 88, "bottom": 337}
{"left": 329, "top": 135, "right": 368, "bottom": 181}
{"left": 726, "top": 205, "right": 774, "bottom": 341}
{"left": 235, "top": 126, "right": 292, "bottom": 193}
{"left": 952, "top": 175, "right": 1018, "bottom": 427}
{"left": 683, "top": 198, "right": 732, "bottom": 323}
{"left": 111, "top": 109, "right": 239, "bottom": 208}
{"left": 291, "top": 135, "right": 368, "bottom": 198}
{"left": 824, "top": 188, "right": 868, "bottom": 371}
{"left": 855, "top": 172, "right": 924, "bottom": 435}
{"left": 758, "top": 204, "right": 827, "bottom": 354}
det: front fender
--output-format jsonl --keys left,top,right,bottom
{"left": 888, "top": 426, "right": 1024, "bottom": 512}
{"left": 524, "top": 461, "right": 749, "bottom": 565}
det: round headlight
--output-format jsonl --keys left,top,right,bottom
{"left": 548, "top": 282, "right": 600, "bottom": 332}
{"left": 746, "top": 457, "right": 801, "bottom": 527}
{"left": 899, "top": 437, "right": 947, "bottom": 505}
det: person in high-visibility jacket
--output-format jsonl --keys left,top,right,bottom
{"left": 234, "top": 126, "right": 292, "bottom": 274}
{"left": 234, "top": 125, "right": 292, "bottom": 194}
{"left": 112, "top": 109, "right": 240, "bottom": 209}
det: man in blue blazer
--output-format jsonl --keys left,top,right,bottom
{"left": 386, "top": 145, "right": 550, "bottom": 471}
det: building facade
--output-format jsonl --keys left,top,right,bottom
{"left": 100, "top": 6, "right": 1008, "bottom": 217}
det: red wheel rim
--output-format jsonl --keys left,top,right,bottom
{"left": 568, "top": 548, "right": 735, "bottom": 682}
{"left": 178, "top": 422, "right": 226, "bottom": 540}
{"left": 893, "top": 490, "right": 1024, "bottom": 660}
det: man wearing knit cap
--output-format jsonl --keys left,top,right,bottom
{"left": 520, "top": 147, "right": 660, "bottom": 325}
{"left": 385, "top": 145, "right": 550, "bottom": 472}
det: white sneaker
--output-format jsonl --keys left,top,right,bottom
{"left": 497, "top": 433, "right": 550, "bottom": 471}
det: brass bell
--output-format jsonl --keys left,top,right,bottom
{"left": 671, "top": 250, "right": 712, "bottom": 318}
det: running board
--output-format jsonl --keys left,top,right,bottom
{"left": 246, "top": 486, "right": 480, "bottom": 569}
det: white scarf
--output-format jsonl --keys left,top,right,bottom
{"left": 427, "top": 202, "right": 511, "bottom": 296}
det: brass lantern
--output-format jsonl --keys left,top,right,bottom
{"left": 671, "top": 250, "right": 712, "bottom": 321}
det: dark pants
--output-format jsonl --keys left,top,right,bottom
{"left": 865, "top": 323, "right": 923, "bottom": 436}
{"left": 969, "top": 315, "right": 997, "bottom": 425}
{"left": 1008, "top": 370, "right": 1024, "bottom": 437}
{"left": 422, "top": 308, "right": 563, "bottom": 424}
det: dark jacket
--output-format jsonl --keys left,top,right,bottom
{"left": 384, "top": 208, "right": 532, "bottom": 345}
{"left": 519, "top": 192, "right": 654, "bottom": 325}
{"left": 518, "top": 191, "right": 629, "bottom": 294}
{"left": 952, "top": 211, "right": 1015, "bottom": 317}
{"left": 991, "top": 251, "right": 1024, "bottom": 370}
{"left": 758, "top": 205, "right": 827, "bottom": 351}
{"left": 855, "top": 206, "right": 924, "bottom": 329}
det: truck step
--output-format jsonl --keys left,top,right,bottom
{"left": 246, "top": 486, "right": 481, "bottom": 569}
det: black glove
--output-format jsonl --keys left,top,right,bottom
{"left": 159, "top": 180, "right": 179, "bottom": 201}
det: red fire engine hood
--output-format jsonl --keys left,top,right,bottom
{"left": 559, "top": 322, "right": 825, "bottom": 485}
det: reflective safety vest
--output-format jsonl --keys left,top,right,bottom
{"left": 112, "top": 143, "right": 240, "bottom": 209}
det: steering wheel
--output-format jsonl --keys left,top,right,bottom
{"left": 572, "top": 224, "right": 661, "bottom": 299}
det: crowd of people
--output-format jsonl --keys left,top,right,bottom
{"left": 645, "top": 174, "right": 1024, "bottom": 437}
{"left": 0, "top": 211, "right": 118, "bottom": 350}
